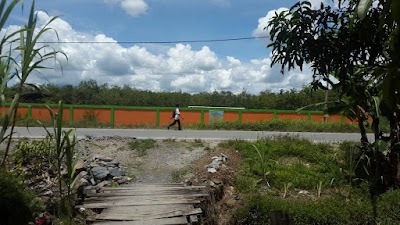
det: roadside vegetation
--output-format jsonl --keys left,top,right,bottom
{"left": 128, "top": 139, "right": 157, "bottom": 157}
{"left": 223, "top": 137, "right": 400, "bottom": 224}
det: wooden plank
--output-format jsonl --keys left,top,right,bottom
{"left": 100, "top": 187, "right": 204, "bottom": 193}
{"left": 93, "top": 208, "right": 202, "bottom": 221}
{"left": 78, "top": 198, "right": 201, "bottom": 209}
{"left": 102, "top": 185, "right": 206, "bottom": 190}
{"left": 98, "top": 204, "right": 194, "bottom": 215}
{"left": 87, "top": 189, "right": 205, "bottom": 197}
{"left": 84, "top": 193, "right": 208, "bottom": 201}
{"left": 85, "top": 192, "right": 208, "bottom": 201}
{"left": 189, "top": 215, "right": 199, "bottom": 224}
{"left": 92, "top": 217, "right": 188, "bottom": 225}
{"left": 83, "top": 195, "right": 202, "bottom": 205}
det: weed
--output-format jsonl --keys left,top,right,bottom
{"left": 14, "top": 137, "right": 54, "bottom": 164}
{"left": 316, "top": 181, "right": 323, "bottom": 198}
{"left": 191, "top": 139, "right": 204, "bottom": 148}
{"left": 128, "top": 139, "right": 157, "bottom": 157}
{"left": 163, "top": 138, "right": 177, "bottom": 143}
{"left": 171, "top": 168, "right": 190, "bottom": 182}
{"left": 282, "top": 182, "right": 292, "bottom": 199}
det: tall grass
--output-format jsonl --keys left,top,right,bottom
{"left": 191, "top": 119, "right": 360, "bottom": 133}
{"left": 226, "top": 137, "right": 400, "bottom": 224}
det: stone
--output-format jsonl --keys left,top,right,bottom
{"left": 207, "top": 168, "right": 217, "bottom": 173}
{"left": 96, "top": 180, "right": 109, "bottom": 188}
{"left": 75, "top": 178, "right": 89, "bottom": 189}
{"left": 209, "top": 181, "right": 216, "bottom": 187}
{"left": 42, "top": 190, "right": 54, "bottom": 197}
{"left": 83, "top": 186, "right": 99, "bottom": 194}
{"left": 91, "top": 166, "right": 109, "bottom": 180}
{"left": 220, "top": 153, "right": 228, "bottom": 161}
{"left": 97, "top": 156, "right": 113, "bottom": 162}
{"left": 208, "top": 159, "right": 222, "bottom": 170}
{"left": 109, "top": 167, "right": 123, "bottom": 177}
{"left": 74, "top": 159, "right": 85, "bottom": 171}
{"left": 116, "top": 177, "right": 129, "bottom": 184}
{"left": 90, "top": 178, "right": 96, "bottom": 185}
{"left": 107, "top": 160, "right": 119, "bottom": 167}
{"left": 212, "top": 179, "right": 222, "bottom": 185}
{"left": 90, "top": 162, "right": 100, "bottom": 168}
{"left": 298, "top": 190, "right": 309, "bottom": 195}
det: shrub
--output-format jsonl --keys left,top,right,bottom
{"left": 0, "top": 170, "right": 42, "bottom": 225}
{"left": 14, "top": 137, "right": 54, "bottom": 164}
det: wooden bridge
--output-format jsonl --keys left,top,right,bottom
{"left": 78, "top": 183, "right": 207, "bottom": 225}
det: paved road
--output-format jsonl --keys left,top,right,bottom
{"left": 7, "top": 127, "right": 373, "bottom": 142}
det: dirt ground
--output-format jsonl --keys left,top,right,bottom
{"left": 76, "top": 136, "right": 221, "bottom": 183}
{"left": 75, "top": 136, "right": 244, "bottom": 224}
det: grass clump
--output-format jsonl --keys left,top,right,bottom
{"left": 171, "top": 168, "right": 190, "bottom": 182}
{"left": 128, "top": 139, "right": 157, "bottom": 157}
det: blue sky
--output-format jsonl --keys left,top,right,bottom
{"left": 5, "top": 0, "right": 325, "bottom": 94}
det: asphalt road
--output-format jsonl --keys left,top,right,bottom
{"left": 7, "top": 127, "right": 374, "bottom": 142}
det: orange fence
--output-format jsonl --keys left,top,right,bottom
{"left": 1, "top": 103, "right": 349, "bottom": 126}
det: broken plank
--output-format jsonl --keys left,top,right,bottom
{"left": 93, "top": 208, "right": 202, "bottom": 221}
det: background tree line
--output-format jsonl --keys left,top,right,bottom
{"left": 6, "top": 79, "right": 339, "bottom": 110}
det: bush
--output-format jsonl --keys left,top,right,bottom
{"left": 227, "top": 137, "right": 344, "bottom": 189}
{"left": 232, "top": 194, "right": 375, "bottom": 225}
{"left": 0, "top": 170, "right": 42, "bottom": 225}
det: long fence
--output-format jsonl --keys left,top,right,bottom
{"left": 0, "top": 103, "right": 350, "bottom": 127}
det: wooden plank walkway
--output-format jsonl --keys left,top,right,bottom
{"left": 78, "top": 183, "right": 207, "bottom": 225}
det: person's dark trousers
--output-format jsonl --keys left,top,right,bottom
{"left": 168, "top": 119, "right": 181, "bottom": 130}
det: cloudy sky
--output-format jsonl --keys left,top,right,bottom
{"left": 5, "top": 0, "right": 325, "bottom": 94}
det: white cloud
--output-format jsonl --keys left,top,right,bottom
{"left": 7, "top": 11, "right": 312, "bottom": 94}
{"left": 105, "top": 0, "right": 148, "bottom": 17}
{"left": 227, "top": 56, "right": 241, "bottom": 66}
{"left": 252, "top": 7, "right": 288, "bottom": 38}
{"left": 121, "top": 0, "right": 148, "bottom": 16}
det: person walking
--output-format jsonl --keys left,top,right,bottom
{"left": 167, "top": 104, "right": 183, "bottom": 130}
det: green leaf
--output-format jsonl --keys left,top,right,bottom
{"left": 357, "top": 0, "right": 373, "bottom": 20}
{"left": 373, "top": 140, "right": 389, "bottom": 153}
{"left": 372, "top": 95, "right": 382, "bottom": 119}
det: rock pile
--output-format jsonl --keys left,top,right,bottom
{"left": 207, "top": 153, "right": 228, "bottom": 173}
{"left": 74, "top": 155, "right": 132, "bottom": 194}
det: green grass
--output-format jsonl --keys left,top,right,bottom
{"left": 224, "top": 137, "right": 400, "bottom": 224}
{"left": 128, "top": 139, "right": 157, "bottom": 157}
{"left": 171, "top": 168, "right": 190, "bottom": 182}
{"left": 190, "top": 119, "right": 360, "bottom": 133}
